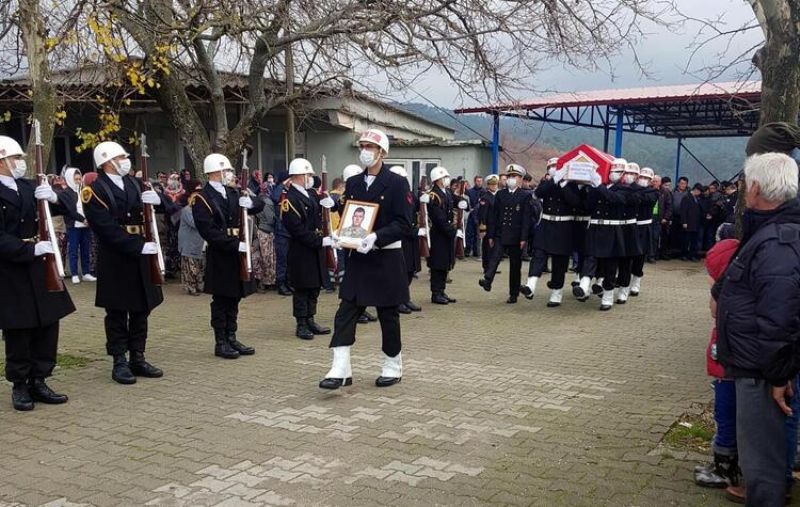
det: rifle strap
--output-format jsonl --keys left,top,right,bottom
{"left": 81, "top": 186, "right": 110, "bottom": 211}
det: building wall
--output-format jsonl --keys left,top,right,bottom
{"left": 387, "top": 145, "right": 494, "bottom": 186}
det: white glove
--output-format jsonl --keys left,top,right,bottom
{"left": 559, "top": 180, "right": 568, "bottom": 188}
{"left": 553, "top": 168, "right": 566, "bottom": 184}
{"left": 238, "top": 241, "right": 248, "bottom": 253}
{"left": 417, "top": 228, "right": 427, "bottom": 237}
{"left": 34, "top": 241, "right": 54, "bottom": 256}
{"left": 141, "top": 190, "right": 161, "bottom": 206}
{"left": 141, "top": 242, "right": 158, "bottom": 254}
{"left": 420, "top": 193, "right": 430, "bottom": 204}
{"left": 322, "top": 236, "right": 334, "bottom": 247}
{"left": 34, "top": 184, "right": 58, "bottom": 204}
{"left": 357, "top": 233, "right": 377, "bottom": 254}
{"left": 319, "top": 196, "right": 335, "bottom": 209}
{"left": 239, "top": 196, "right": 253, "bottom": 209}
{"left": 458, "top": 200, "right": 468, "bottom": 210}
{"left": 590, "top": 171, "right": 602, "bottom": 188}
{"left": 456, "top": 229, "right": 465, "bottom": 239}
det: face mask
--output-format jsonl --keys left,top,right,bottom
{"left": 637, "top": 178, "right": 649, "bottom": 187}
{"left": 10, "top": 159, "right": 26, "bottom": 179}
{"left": 609, "top": 172, "right": 622, "bottom": 183}
{"left": 304, "top": 175, "right": 314, "bottom": 190}
{"left": 267, "top": 178, "right": 274, "bottom": 185}
{"left": 359, "top": 149, "right": 376, "bottom": 167}
{"left": 443, "top": 177, "right": 451, "bottom": 188}
{"left": 114, "top": 159, "right": 132, "bottom": 177}
{"left": 623, "top": 174, "right": 636, "bottom": 185}
{"left": 507, "top": 177, "right": 518, "bottom": 189}
{"left": 222, "top": 171, "right": 234, "bottom": 185}
{"left": 547, "top": 167, "right": 556, "bottom": 177}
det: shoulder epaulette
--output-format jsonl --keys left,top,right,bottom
{"left": 429, "top": 191, "right": 441, "bottom": 204}
{"left": 81, "top": 186, "right": 108, "bottom": 210}
{"left": 280, "top": 198, "right": 301, "bottom": 218}
{"left": 190, "top": 192, "right": 212, "bottom": 213}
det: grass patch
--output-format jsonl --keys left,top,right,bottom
{"left": 0, "top": 353, "right": 93, "bottom": 373}
{"left": 663, "top": 403, "right": 715, "bottom": 453}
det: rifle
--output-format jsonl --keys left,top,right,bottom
{"left": 454, "top": 179, "right": 466, "bottom": 259}
{"left": 418, "top": 175, "right": 430, "bottom": 259}
{"left": 33, "top": 119, "right": 65, "bottom": 292}
{"left": 320, "top": 155, "right": 337, "bottom": 270}
{"left": 139, "top": 134, "right": 165, "bottom": 285}
{"left": 239, "top": 149, "right": 252, "bottom": 282}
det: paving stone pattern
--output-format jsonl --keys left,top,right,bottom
{"left": 0, "top": 259, "right": 755, "bottom": 505}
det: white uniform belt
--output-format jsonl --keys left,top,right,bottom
{"left": 625, "top": 219, "right": 637, "bottom": 225}
{"left": 636, "top": 219, "right": 653, "bottom": 225}
{"left": 574, "top": 216, "right": 590, "bottom": 222}
{"left": 590, "top": 219, "right": 628, "bottom": 226}
{"left": 541, "top": 214, "right": 574, "bottom": 222}
{"left": 379, "top": 241, "right": 402, "bottom": 250}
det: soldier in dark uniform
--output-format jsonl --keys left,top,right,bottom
{"left": 83, "top": 141, "right": 174, "bottom": 384}
{"left": 427, "top": 166, "right": 459, "bottom": 305}
{"left": 279, "top": 158, "right": 334, "bottom": 339}
{"left": 630, "top": 167, "right": 659, "bottom": 297}
{"left": 0, "top": 136, "right": 75, "bottom": 410}
{"left": 613, "top": 162, "right": 644, "bottom": 305}
{"left": 478, "top": 164, "right": 532, "bottom": 304}
{"left": 478, "top": 174, "right": 499, "bottom": 276}
{"left": 320, "top": 129, "right": 412, "bottom": 390}
{"left": 565, "top": 179, "right": 591, "bottom": 299}
{"left": 191, "top": 153, "right": 263, "bottom": 359}
{"left": 521, "top": 164, "right": 574, "bottom": 307}
{"left": 391, "top": 166, "right": 423, "bottom": 314}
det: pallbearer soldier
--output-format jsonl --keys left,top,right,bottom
{"left": 630, "top": 167, "right": 659, "bottom": 297}
{"left": 191, "top": 153, "right": 263, "bottom": 359}
{"left": 478, "top": 174, "right": 500, "bottom": 276}
{"left": 427, "top": 166, "right": 459, "bottom": 305}
{"left": 478, "top": 164, "right": 532, "bottom": 304}
{"left": 613, "top": 162, "right": 643, "bottom": 305}
{"left": 0, "top": 135, "right": 75, "bottom": 410}
{"left": 83, "top": 141, "right": 173, "bottom": 384}
{"left": 390, "top": 165, "right": 423, "bottom": 314}
{"left": 280, "top": 157, "right": 334, "bottom": 340}
{"left": 320, "top": 129, "right": 412, "bottom": 390}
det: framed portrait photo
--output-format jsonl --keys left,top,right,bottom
{"left": 337, "top": 200, "right": 379, "bottom": 249}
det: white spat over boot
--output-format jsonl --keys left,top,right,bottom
{"left": 375, "top": 352, "right": 402, "bottom": 387}
{"left": 547, "top": 289, "right": 563, "bottom": 308}
{"left": 600, "top": 289, "right": 614, "bottom": 311}
{"left": 520, "top": 276, "right": 538, "bottom": 300}
{"left": 319, "top": 346, "right": 353, "bottom": 390}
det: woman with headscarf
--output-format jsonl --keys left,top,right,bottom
{"left": 161, "top": 172, "right": 184, "bottom": 278}
{"left": 251, "top": 185, "right": 278, "bottom": 290}
{"left": 62, "top": 167, "right": 96, "bottom": 283}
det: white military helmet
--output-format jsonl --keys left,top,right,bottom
{"left": 342, "top": 164, "right": 363, "bottom": 180}
{"left": 203, "top": 153, "right": 234, "bottom": 174}
{"left": 93, "top": 141, "right": 128, "bottom": 168}
{"left": 430, "top": 166, "right": 450, "bottom": 182}
{"left": 389, "top": 165, "right": 408, "bottom": 178}
{"left": 0, "top": 136, "right": 24, "bottom": 159}
{"left": 485, "top": 174, "right": 500, "bottom": 184}
{"left": 288, "top": 158, "right": 314, "bottom": 176}
{"left": 640, "top": 167, "right": 655, "bottom": 179}
{"left": 610, "top": 158, "right": 628, "bottom": 172}
{"left": 358, "top": 129, "right": 390, "bottom": 154}
{"left": 505, "top": 164, "right": 526, "bottom": 176}
{"left": 625, "top": 162, "right": 641, "bottom": 175}
{"left": 546, "top": 157, "right": 559, "bottom": 169}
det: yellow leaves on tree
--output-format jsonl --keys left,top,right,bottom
{"left": 74, "top": 104, "right": 121, "bottom": 153}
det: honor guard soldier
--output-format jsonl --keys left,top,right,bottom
{"left": 0, "top": 136, "right": 75, "bottom": 410}
{"left": 390, "top": 165, "right": 423, "bottom": 314}
{"left": 83, "top": 141, "right": 172, "bottom": 384}
{"left": 320, "top": 129, "right": 412, "bottom": 390}
{"left": 426, "top": 166, "right": 460, "bottom": 305}
{"left": 478, "top": 174, "right": 500, "bottom": 276}
{"left": 280, "top": 157, "right": 334, "bottom": 340}
{"left": 521, "top": 162, "right": 574, "bottom": 307}
{"left": 191, "top": 154, "right": 263, "bottom": 359}
{"left": 612, "top": 162, "right": 644, "bottom": 305}
{"left": 478, "top": 164, "right": 532, "bottom": 303}
{"left": 629, "top": 167, "right": 659, "bottom": 297}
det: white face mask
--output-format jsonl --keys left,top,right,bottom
{"left": 507, "top": 177, "right": 518, "bottom": 189}
{"left": 637, "top": 178, "right": 650, "bottom": 187}
{"left": 10, "top": 159, "right": 26, "bottom": 179}
{"left": 623, "top": 174, "right": 636, "bottom": 185}
{"left": 609, "top": 171, "right": 622, "bottom": 183}
{"left": 222, "top": 171, "right": 234, "bottom": 185}
{"left": 114, "top": 158, "right": 132, "bottom": 177}
{"left": 547, "top": 167, "right": 556, "bottom": 177}
{"left": 304, "top": 175, "right": 314, "bottom": 190}
{"left": 442, "top": 177, "right": 451, "bottom": 188}
{"left": 359, "top": 149, "right": 377, "bottom": 168}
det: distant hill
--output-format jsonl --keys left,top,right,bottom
{"left": 398, "top": 102, "right": 747, "bottom": 184}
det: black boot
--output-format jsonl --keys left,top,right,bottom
{"left": 443, "top": 293, "right": 457, "bottom": 303}
{"left": 431, "top": 292, "right": 449, "bottom": 305}
{"left": 397, "top": 303, "right": 412, "bottom": 314}
{"left": 406, "top": 300, "right": 422, "bottom": 312}
{"left": 277, "top": 284, "right": 293, "bottom": 296}
{"left": 478, "top": 277, "right": 492, "bottom": 292}
{"left": 214, "top": 329, "right": 240, "bottom": 359}
{"left": 228, "top": 332, "right": 255, "bottom": 355}
{"left": 695, "top": 453, "right": 740, "bottom": 489}
{"left": 28, "top": 378, "right": 68, "bottom": 404}
{"left": 112, "top": 354, "right": 137, "bottom": 384}
{"left": 506, "top": 295, "right": 518, "bottom": 304}
{"left": 129, "top": 351, "right": 164, "bottom": 378}
{"left": 295, "top": 318, "right": 314, "bottom": 340}
{"left": 357, "top": 312, "right": 370, "bottom": 324}
{"left": 11, "top": 382, "right": 33, "bottom": 411}
{"left": 307, "top": 317, "right": 331, "bottom": 335}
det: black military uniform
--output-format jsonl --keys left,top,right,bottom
{"left": 613, "top": 184, "right": 642, "bottom": 302}
{"left": 630, "top": 184, "right": 659, "bottom": 293}
{"left": 192, "top": 182, "right": 263, "bottom": 358}
{"left": 480, "top": 186, "right": 532, "bottom": 302}
{"left": 564, "top": 182, "right": 590, "bottom": 291}
{"left": 427, "top": 184, "right": 457, "bottom": 304}
{"left": 477, "top": 188, "right": 497, "bottom": 275}
{"left": 280, "top": 184, "right": 330, "bottom": 339}
{"left": 83, "top": 171, "right": 173, "bottom": 382}
{"left": 582, "top": 183, "right": 627, "bottom": 299}
{"left": 399, "top": 192, "right": 422, "bottom": 313}
{"left": 1, "top": 178, "right": 75, "bottom": 410}
{"left": 326, "top": 165, "right": 411, "bottom": 372}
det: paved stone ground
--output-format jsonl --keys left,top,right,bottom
{"left": 0, "top": 257, "right": 752, "bottom": 506}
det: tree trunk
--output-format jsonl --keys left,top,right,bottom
{"left": 285, "top": 42, "right": 296, "bottom": 160}
{"left": 18, "top": 0, "right": 56, "bottom": 175}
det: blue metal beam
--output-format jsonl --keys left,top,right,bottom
{"left": 614, "top": 108, "right": 624, "bottom": 156}
{"left": 491, "top": 112, "right": 500, "bottom": 174}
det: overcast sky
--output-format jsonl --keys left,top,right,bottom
{"left": 395, "top": 0, "right": 764, "bottom": 110}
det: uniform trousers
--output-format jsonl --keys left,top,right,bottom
{"left": 274, "top": 233, "right": 290, "bottom": 285}
{"left": 616, "top": 257, "right": 634, "bottom": 287}
{"left": 210, "top": 295, "right": 240, "bottom": 334}
{"left": 597, "top": 258, "right": 619, "bottom": 291}
{"left": 430, "top": 269, "right": 448, "bottom": 295}
{"left": 329, "top": 299, "right": 401, "bottom": 357}
{"left": 485, "top": 244, "right": 522, "bottom": 296}
{"left": 481, "top": 235, "right": 493, "bottom": 274}
{"left": 3, "top": 323, "right": 59, "bottom": 382}
{"left": 105, "top": 310, "right": 149, "bottom": 356}
{"left": 631, "top": 255, "right": 646, "bottom": 278}
{"left": 528, "top": 249, "right": 570, "bottom": 290}
{"left": 581, "top": 255, "right": 598, "bottom": 279}
{"left": 293, "top": 288, "right": 320, "bottom": 319}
